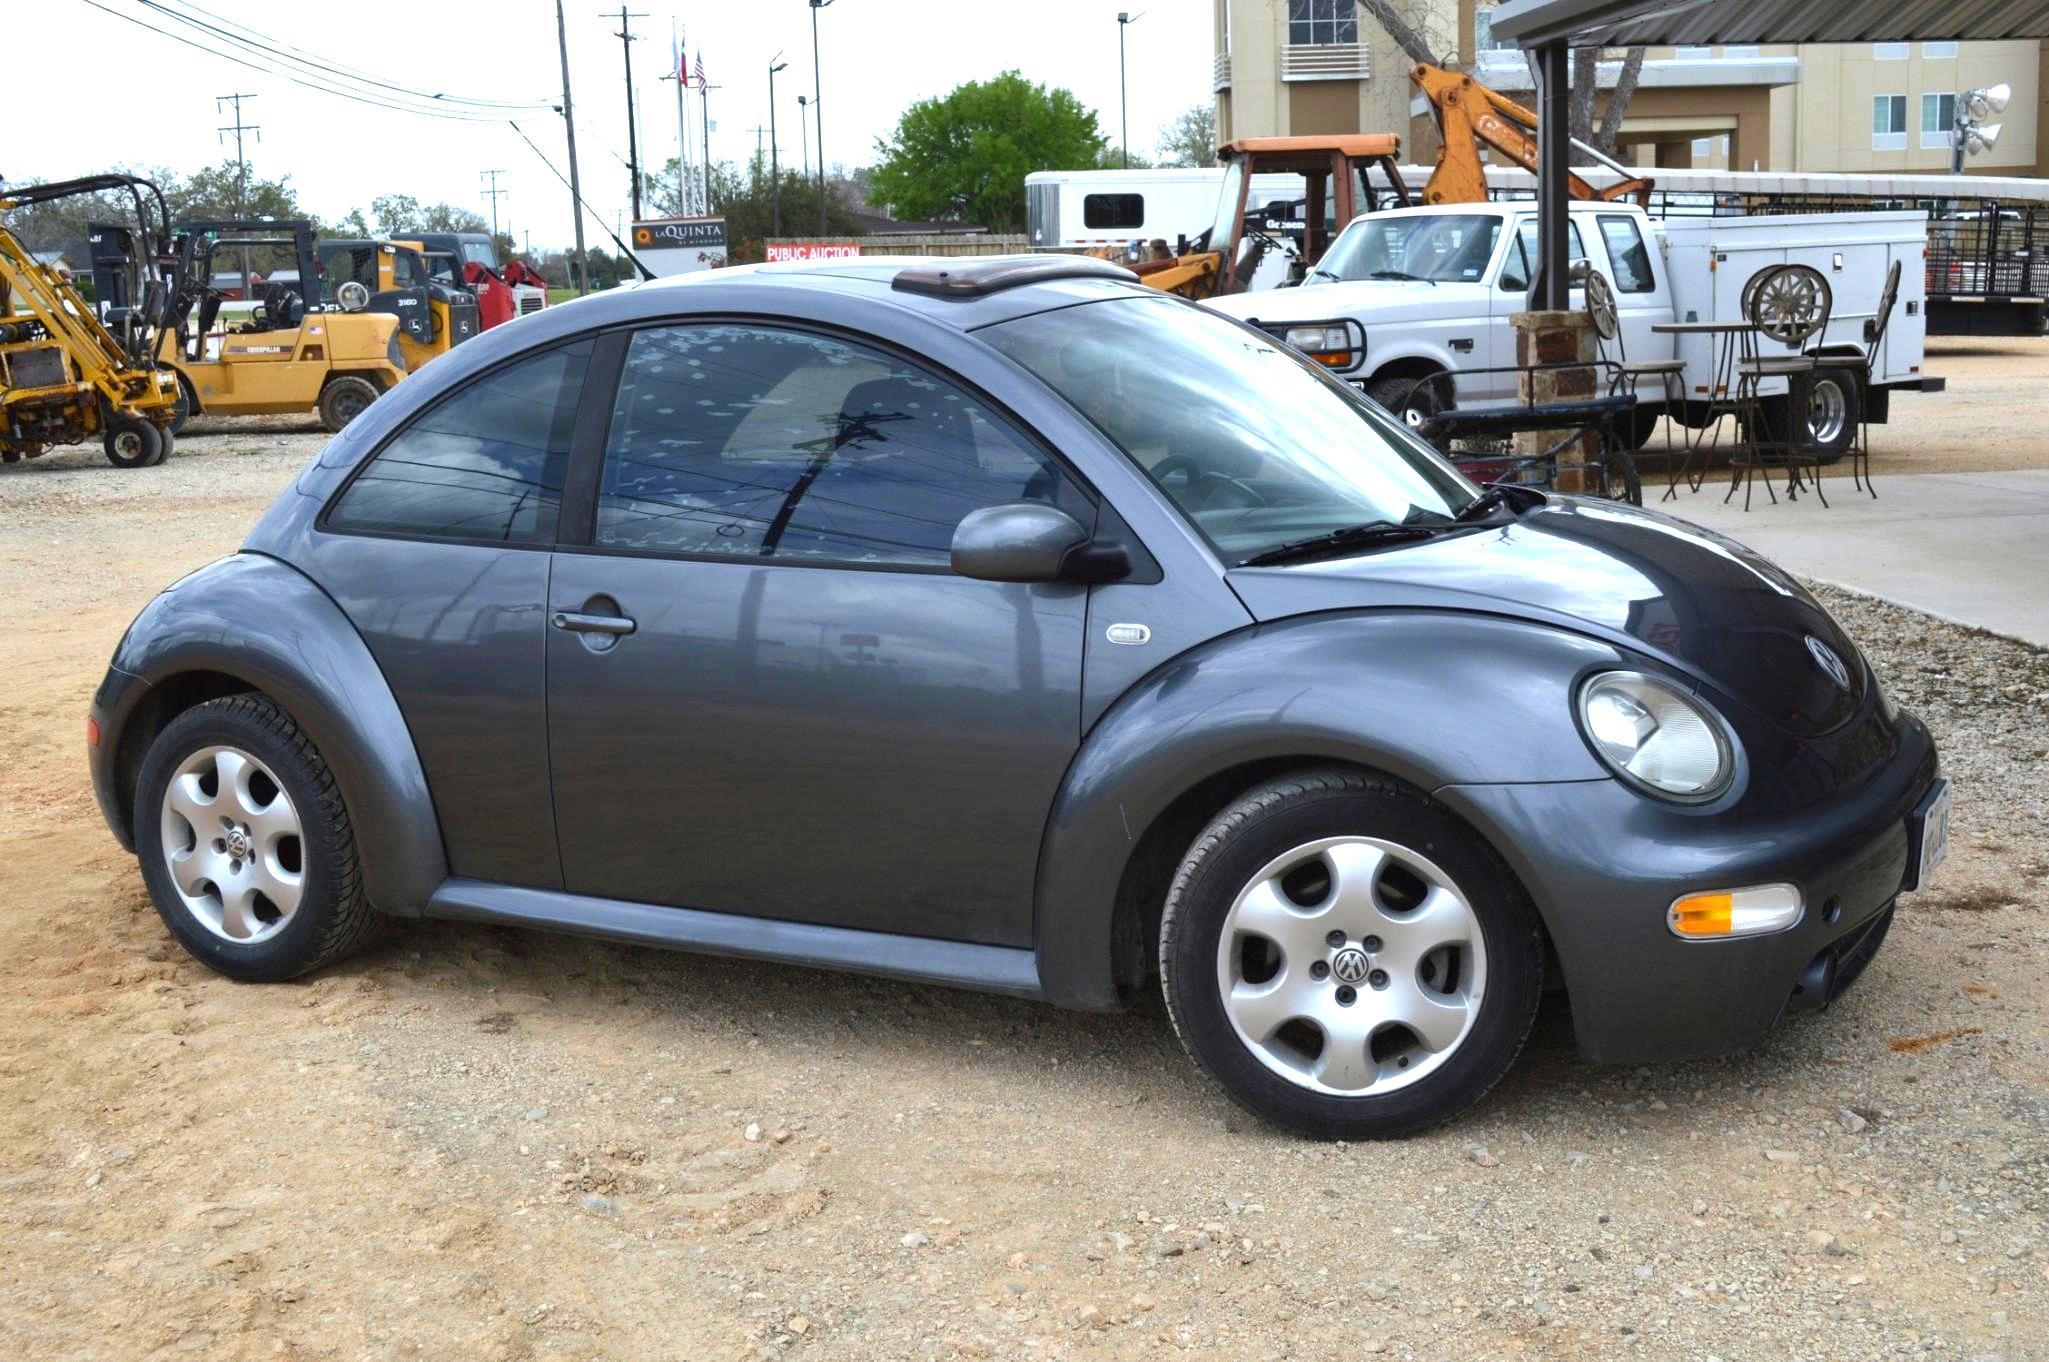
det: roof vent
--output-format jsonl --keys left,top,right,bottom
{"left": 891, "top": 254, "right": 1137, "bottom": 299}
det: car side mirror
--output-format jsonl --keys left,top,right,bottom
{"left": 951, "top": 503, "right": 1128, "bottom": 584}
{"left": 1569, "top": 257, "right": 1593, "bottom": 286}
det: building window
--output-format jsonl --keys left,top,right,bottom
{"left": 1287, "top": 0, "right": 1358, "bottom": 46}
{"left": 1874, "top": 42, "right": 1909, "bottom": 60}
{"left": 1473, "top": 6, "right": 1515, "bottom": 51}
{"left": 1922, "top": 92, "right": 1957, "bottom": 148}
{"left": 1923, "top": 41, "right": 1960, "bottom": 59}
{"left": 1873, "top": 94, "right": 1908, "bottom": 150}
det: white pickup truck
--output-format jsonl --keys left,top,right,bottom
{"left": 1206, "top": 200, "right": 1936, "bottom": 455}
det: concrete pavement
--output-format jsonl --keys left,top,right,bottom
{"left": 1659, "top": 468, "right": 2049, "bottom": 648}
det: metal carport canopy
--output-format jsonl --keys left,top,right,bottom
{"left": 1487, "top": 0, "right": 2049, "bottom": 310}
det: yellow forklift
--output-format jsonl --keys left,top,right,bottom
{"left": 155, "top": 220, "right": 410, "bottom": 433}
{"left": 317, "top": 237, "right": 480, "bottom": 373}
{"left": 1, "top": 174, "right": 183, "bottom": 467}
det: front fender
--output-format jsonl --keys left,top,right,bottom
{"left": 1032, "top": 610, "right": 1619, "bottom": 1009}
{"left": 91, "top": 552, "right": 446, "bottom": 917}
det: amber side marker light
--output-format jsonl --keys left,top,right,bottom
{"left": 1668, "top": 884, "right": 1802, "bottom": 939}
{"left": 86, "top": 715, "right": 100, "bottom": 748}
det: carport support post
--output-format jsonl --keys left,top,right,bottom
{"left": 1511, "top": 310, "right": 1596, "bottom": 493}
{"left": 1529, "top": 39, "right": 1571, "bottom": 313}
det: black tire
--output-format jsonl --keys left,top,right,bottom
{"left": 1158, "top": 768, "right": 1544, "bottom": 1140}
{"left": 318, "top": 375, "right": 380, "bottom": 434}
{"left": 1627, "top": 405, "right": 1662, "bottom": 451}
{"left": 168, "top": 378, "right": 194, "bottom": 436}
{"left": 1367, "top": 374, "right": 1450, "bottom": 451}
{"left": 152, "top": 425, "right": 176, "bottom": 466}
{"left": 103, "top": 414, "right": 163, "bottom": 468}
{"left": 1804, "top": 367, "right": 1860, "bottom": 463}
{"left": 133, "top": 694, "right": 375, "bottom": 982}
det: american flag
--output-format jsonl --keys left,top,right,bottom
{"left": 693, "top": 51, "right": 707, "bottom": 88}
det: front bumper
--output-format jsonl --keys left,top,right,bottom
{"left": 1439, "top": 715, "right": 1939, "bottom": 1064}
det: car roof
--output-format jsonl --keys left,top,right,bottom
{"left": 634, "top": 254, "right": 1159, "bottom": 330}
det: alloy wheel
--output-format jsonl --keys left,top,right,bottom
{"left": 1215, "top": 836, "right": 1487, "bottom": 1096}
{"left": 158, "top": 744, "right": 305, "bottom": 944}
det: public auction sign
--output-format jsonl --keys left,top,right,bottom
{"left": 764, "top": 242, "right": 863, "bottom": 261}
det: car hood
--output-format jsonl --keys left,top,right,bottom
{"left": 1206, "top": 278, "right": 1491, "bottom": 326}
{"left": 1225, "top": 497, "right": 1868, "bottom": 737}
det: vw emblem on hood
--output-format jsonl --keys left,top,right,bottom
{"left": 1805, "top": 635, "right": 1851, "bottom": 690}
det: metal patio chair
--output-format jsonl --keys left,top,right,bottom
{"left": 1586, "top": 267, "right": 1686, "bottom": 492}
{"left": 1730, "top": 263, "right": 1832, "bottom": 510}
{"left": 1812, "top": 256, "right": 1901, "bottom": 499}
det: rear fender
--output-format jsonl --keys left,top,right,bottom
{"left": 92, "top": 552, "right": 445, "bottom": 916}
{"left": 1032, "top": 610, "right": 1620, "bottom": 1009}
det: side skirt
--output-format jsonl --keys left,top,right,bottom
{"left": 424, "top": 878, "right": 1047, "bottom": 1001}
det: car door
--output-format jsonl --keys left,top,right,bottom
{"left": 544, "top": 321, "right": 1090, "bottom": 947}
{"left": 298, "top": 337, "right": 594, "bottom": 890}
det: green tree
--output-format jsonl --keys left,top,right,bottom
{"left": 333, "top": 207, "right": 372, "bottom": 237}
{"left": 168, "top": 160, "right": 305, "bottom": 221}
{"left": 1157, "top": 104, "right": 1218, "bottom": 167}
{"left": 870, "top": 71, "right": 1105, "bottom": 232}
{"left": 1097, "top": 145, "right": 1155, "bottom": 170}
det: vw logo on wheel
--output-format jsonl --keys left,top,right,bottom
{"left": 1331, "top": 947, "right": 1371, "bottom": 984}
{"left": 1805, "top": 635, "right": 1851, "bottom": 690}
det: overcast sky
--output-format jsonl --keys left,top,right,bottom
{"left": 11, "top": 0, "right": 1212, "bottom": 251}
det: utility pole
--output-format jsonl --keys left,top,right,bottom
{"left": 605, "top": 6, "right": 649, "bottom": 222}
{"left": 555, "top": 0, "right": 590, "bottom": 294}
{"left": 480, "top": 169, "right": 507, "bottom": 248}
{"left": 215, "top": 93, "right": 260, "bottom": 216}
{"left": 810, "top": 0, "right": 833, "bottom": 234}
{"left": 768, "top": 55, "right": 789, "bottom": 236}
{"left": 750, "top": 125, "right": 769, "bottom": 184}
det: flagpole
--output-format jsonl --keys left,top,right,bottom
{"left": 699, "top": 76, "right": 713, "bottom": 213}
{"left": 669, "top": 19, "right": 691, "bottom": 213}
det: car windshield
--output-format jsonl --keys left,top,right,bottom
{"left": 1315, "top": 213, "right": 1504, "bottom": 284}
{"left": 982, "top": 294, "right": 1478, "bottom": 565}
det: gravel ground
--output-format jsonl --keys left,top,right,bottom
{"left": 0, "top": 402, "right": 2045, "bottom": 1362}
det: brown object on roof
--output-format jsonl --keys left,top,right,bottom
{"left": 1221, "top": 135, "right": 1402, "bottom": 159}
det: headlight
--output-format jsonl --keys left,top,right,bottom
{"left": 1577, "top": 671, "right": 1734, "bottom": 802}
{"left": 1271, "top": 318, "right": 1364, "bottom": 368}
{"left": 1284, "top": 324, "right": 1348, "bottom": 351}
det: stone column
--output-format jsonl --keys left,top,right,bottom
{"left": 1510, "top": 309, "right": 1597, "bottom": 493}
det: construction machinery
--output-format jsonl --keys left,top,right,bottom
{"left": 1135, "top": 135, "right": 1414, "bottom": 299}
{"left": 153, "top": 220, "right": 409, "bottom": 433}
{"left": 1, "top": 174, "right": 183, "bottom": 467}
{"left": 1410, "top": 63, "right": 1654, "bottom": 207}
{"left": 318, "top": 238, "right": 480, "bottom": 370}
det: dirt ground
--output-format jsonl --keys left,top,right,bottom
{"left": 1, "top": 349, "right": 2045, "bottom": 1362}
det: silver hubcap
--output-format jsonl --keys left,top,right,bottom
{"left": 1808, "top": 379, "right": 1848, "bottom": 445}
{"left": 159, "top": 745, "right": 304, "bottom": 943}
{"left": 1216, "top": 836, "right": 1487, "bottom": 1097}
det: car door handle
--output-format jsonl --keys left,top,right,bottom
{"left": 551, "top": 610, "right": 637, "bottom": 637}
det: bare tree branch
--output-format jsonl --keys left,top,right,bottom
{"left": 1595, "top": 47, "right": 1647, "bottom": 152}
{"left": 1357, "top": 0, "right": 1437, "bottom": 67}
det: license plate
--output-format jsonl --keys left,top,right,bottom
{"left": 1909, "top": 780, "right": 1951, "bottom": 891}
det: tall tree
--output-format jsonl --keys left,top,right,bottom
{"left": 1157, "top": 104, "right": 1218, "bottom": 168}
{"left": 870, "top": 71, "right": 1105, "bottom": 232}
{"left": 1357, "top": 0, "right": 1446, "bottom": 65}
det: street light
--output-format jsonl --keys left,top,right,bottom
{"left": 769, "top": 55, "right": 789, "bottom": 237}
{"left": 811, "top": 0, "right": 834, "bottom": 235}
{"left": 1951, "top": 82, "right": 2010, "bottom": 175}
{"left": 797, "top": 94, "right": 811, "bottom": 181}
{"left": 1117, "top": 11, "right": 1145, "bottom": 169}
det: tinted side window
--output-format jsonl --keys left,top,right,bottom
{"left": 595, "top": 325, "right": 1066, "bottom": 567}
{"left": 1083, "top": 193, "right": 1145, "bottom": 230}
{"left": 1598, "top": 215, "right": 1656, "bottom": 293}
{"left": 327, "top": 339, "right": 591, "bottom": 544}
{"left": 1499, "top": 220, "right": 1586, "bottom": 292}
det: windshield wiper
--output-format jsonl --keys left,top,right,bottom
{"left": 1369, "top": 269, "right": 1435, "bottom": 287}
{"left": 1452, "top": 482, "right": 1541, "bottom": 523}
{"left": 1308, "top": 266, "right": 1341, "bottom": 283}
{"left": 1240, "top": 520, "right": 1448, "bottom": 567}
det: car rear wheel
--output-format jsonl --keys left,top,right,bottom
{"left": 134, "top": 694, "right": 374, "bottom": 981}
{"left": 1159, "top": 769, "right": 1543, "bottom": 1139}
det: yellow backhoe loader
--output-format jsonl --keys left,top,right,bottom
{"left": 1, "top": 175, "right": 182, "bottom": 467}
{"left": 1409, "top": 63, "right": 1655, "bottom": 206}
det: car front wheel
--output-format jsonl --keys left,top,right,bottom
{"left": 1159, "top": 769, "right": 1543, "bottom": 1138}
{"left": 133, "top": 694, "right": 374, "bottom": 981}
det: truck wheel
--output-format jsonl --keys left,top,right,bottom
{"left": 1367, "top": 374, "right": 1446, "bottom": 433}
{"left": 1159, "top": 768, "right": 1544, "bottom": 1139}
{"left": 1805, "top": 368, "right": 1860, "bottom": 463}
{"left": 168, "top": 379, "right": 195, "bottom": 436}
{"left": 103, "top": 415, "right": 164, "bottom": 468}
{"left": 318, "top": 375, "right": 380, "bottom": 433}
{"left": 152, "top": 426, "right": 176, "bottom": 465}
{"left": 133, "top": 694, "right": 375, "bottom": 982}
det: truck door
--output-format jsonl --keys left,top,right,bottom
{"left": 1490, "top": 216, "right": 1585, "bottom": 400}
{"left": 1592, "top": 213, "right": 1668, "bottom": 365}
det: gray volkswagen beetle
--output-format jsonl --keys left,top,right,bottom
{"left": 88, "top": 256, "right": 1947, "bottom": 1138}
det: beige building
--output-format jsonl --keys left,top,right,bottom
{"left": 1212, "top": 1, "right": 2049, "bottom": 177}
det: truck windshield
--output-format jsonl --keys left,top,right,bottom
{"left": 1315, "top": 213, "right": 1503, "bottom": 284}
{"left": 1203, "top": 160, "right": 1245, "bottom": 252}
{"left": 983, "top": 295, "right": 1478, "bottom": 565}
